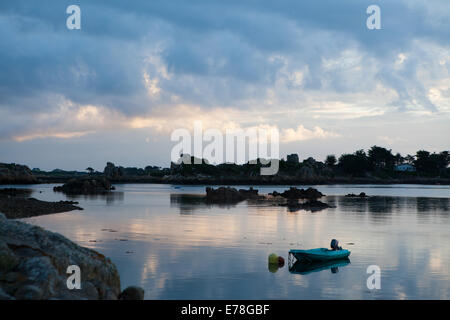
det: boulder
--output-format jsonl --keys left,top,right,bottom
{"left": 118, "top": 286, "right": 145, "bottom": 300}
{"left": 0, "top": 213, "right": 121, "bottom": 300}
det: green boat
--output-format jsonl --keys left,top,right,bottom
{"left": 289, "top": 248, "right": 351, "bottom": 262}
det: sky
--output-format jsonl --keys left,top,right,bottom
{"left": 0, "top": 0, "right": 449, "bottom": 171}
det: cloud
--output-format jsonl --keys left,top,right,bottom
{"left": 281, "top": 125, "right": 340, "bottom": 143}
{"left": 1, "top": 1, "right": 449, "bottom": 116}
{"left": 377, "top": 136, "right": 407, "bottom": 146}
{"left": 0, "top": 0, "right": 449, "bottom": 168}
{"left": 5, "top": 97, "right": 340, "bottom": 148}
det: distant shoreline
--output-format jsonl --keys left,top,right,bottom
{"left": 25, "top": 175, "right": 450, "bottom": 186}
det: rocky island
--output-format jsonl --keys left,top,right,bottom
{"left": 53, "top": 177, "right": 114, "bottom": 194}
{"left": 205, "top": 186, "right": 262, "bottom": 203}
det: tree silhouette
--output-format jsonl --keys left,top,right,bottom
{"left": 325, "top": 155, "right": 337, "bottom": 167}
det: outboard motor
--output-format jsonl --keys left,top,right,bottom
{"left": 330, "top": 239, "right": 341, "bottom": 251}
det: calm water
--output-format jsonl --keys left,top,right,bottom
{"left": 5, "top": 184, "right": 450, "bottom": 299}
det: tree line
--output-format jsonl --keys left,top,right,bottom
{"left": 325, "top": 146, "right": 449, "bottom": 177}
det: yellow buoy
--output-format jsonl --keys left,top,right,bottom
{"left": 268, "top": 253, "right": 278, "bottom": 264}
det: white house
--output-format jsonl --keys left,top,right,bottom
{"left": 394, "top": 164, "right": 416, "bottom": 172}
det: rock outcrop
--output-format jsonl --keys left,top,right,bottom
{"left": 270, "top": 187, "right": 324, "bottom": 201}
{"left": 269, "top": 187, "right": 332, "bottom": 212}
{"left": 205, "top": 187, "right": 260, "bottom": 203}
{"left": 53, "top": 177, "right": 114, "bottom": 194}
{"left": 0, "top": 213, "right": 121, "bottom": 300}
{"left": 345, "top": 192, "right": 368, "bottom": 198}
{"left": 0, "top": 194, "right": 82, "bottom": 219}
{"left": 104, "top": 162, "right": 124, "bottom": 179}
{"left": 0, "top": 163, "right": 38, "bottom": 184}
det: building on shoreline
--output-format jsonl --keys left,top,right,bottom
{"left": 394, "top": 164, "right": 416, "bottom": 172}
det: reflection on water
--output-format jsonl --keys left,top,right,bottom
{"left": 416, "top": 197, "right": 450, "bottom": 212}
{"left": 289, "top": 259, "right": 351, "bottom": 275}
{"left": 0, "top": 187, "right": 34, "bottom": 197}
{"left": 333, "top": 196, "right": 450, "bottom": 222}
{"left": 170, "top": 194, "right": 238, "bottom": 214}
{"left": 170, "top": 193, "right": 334, "bottom": 214}
{"left": 65, "top": 191, "right": 124, "bottom": 205}
{"left": 10, "top": 183, "right": 450, "bottom": 299}
{"left": 268, "top": 262, "right": 285, "bottom": 273}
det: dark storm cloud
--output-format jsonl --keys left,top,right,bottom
{"left": 0, "top": 0, "right": 449, "bottom": 135}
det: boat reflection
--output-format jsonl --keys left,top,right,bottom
{"left": 289, "top": 258, "right": 351, "bottom": 275}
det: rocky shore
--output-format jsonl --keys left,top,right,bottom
{"left": 0, "top": 213, "right": 144, "bottom": 300}
{"left": 0, "top": 213, "right": 119, "bottom": 299}
{"left": 0, "top": 163, "right": 37, "bottom": 184}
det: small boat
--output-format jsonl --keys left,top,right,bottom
{"left": 289, "top": 248, "right": 351, "bottom": 262}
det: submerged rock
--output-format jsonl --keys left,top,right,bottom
{"left": 0, "top": 213, "right": 121, "bottom": 300}
{"left": 53, "top": 177, "right": 114, "bottom": 194}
